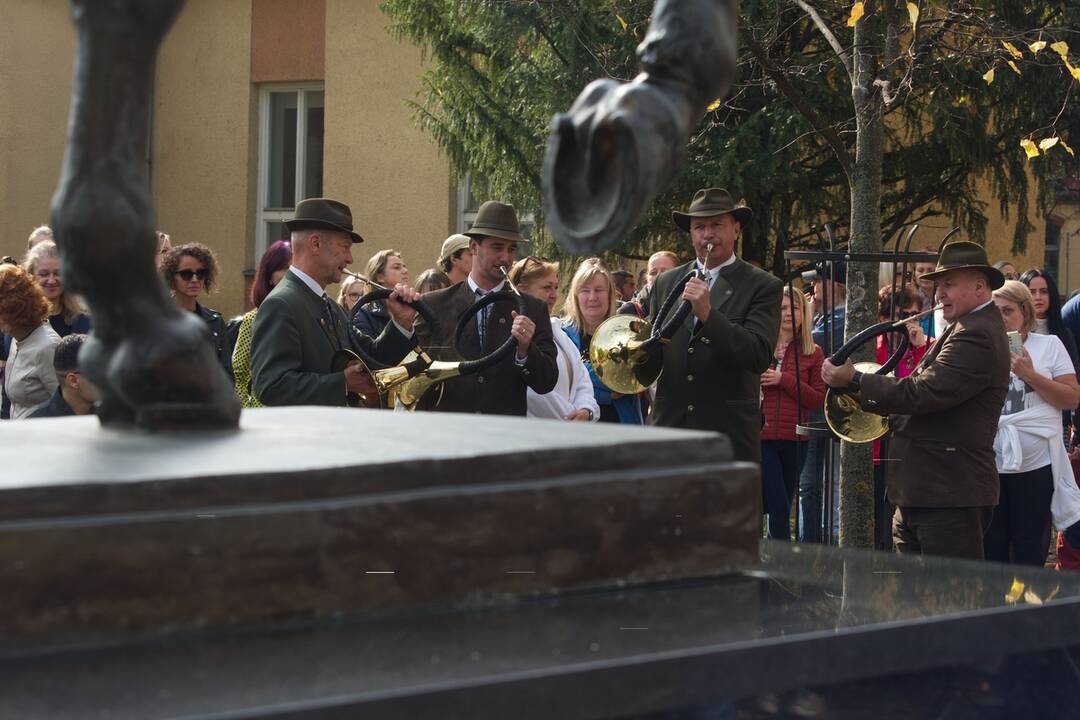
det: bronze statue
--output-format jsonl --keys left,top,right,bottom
{"left": 51, "top": 0, "right": 240, "bottom": 430}
{"left": 542, "top": 0, "right": 738, "bottom": 254}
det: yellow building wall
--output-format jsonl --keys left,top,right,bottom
{"left": 323, "top": 0, "right": 453, "bottom": 295}
{"left": 0, "top": 0, "right": 75, "bottom": 260}
{"left": 154, "top": 0, "right": 254, "bottom": 319}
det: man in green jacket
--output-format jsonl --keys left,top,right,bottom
{"left": 251, "top": 198, "right": 419, "bottom": 407}
{"left": 649, "top": 188, "right": 782, "bottom": 463}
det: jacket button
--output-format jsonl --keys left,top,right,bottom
{"left": 499, "top": 317, "right": 506, "bottom": 324}
{"left": 688, "top": 347, "right": 695, "bottom": 354}
{"left": 687, "top": 374, "right": 694, "bottom": 381}
{"left": 688, "top": 404, "right": 695, "bottom": 412}
{"left": 477, "top": 376, "right": 485, "bottom": 384}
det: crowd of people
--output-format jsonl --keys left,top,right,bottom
{"left": 5, "top": 189, "right": 1080, "bottom": 571}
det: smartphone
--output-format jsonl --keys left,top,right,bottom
{"left": 1007, "top": 330, "right": 1023, "bottom": 355}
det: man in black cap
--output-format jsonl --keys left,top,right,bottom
{"left": 649, "top": 188, "right": 782, "bottom": 463}
{"left": 415, "top": 200, "right": 557, "bottom": 415}
{"left": 822, "top": 240, "right": 1010, "bottom": 559}
{"left": 251, "top": 198, "right": 420, "bottom": 407}
{"left": 29, "top": 334, "right": 97, "bottom": 418}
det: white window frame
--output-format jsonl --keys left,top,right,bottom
{"left": 255, "top": 82, "right": 324, "bottom": 262}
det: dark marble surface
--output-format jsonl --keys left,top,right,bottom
{"left": 0, "top": 408, "right": 759, "bottom": 646}
{"left": 4, "top": 541, "right": 1079, "bottom": 719}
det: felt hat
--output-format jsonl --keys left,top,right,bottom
{"left": 920, "top": 240, "right": 1004, "bottom": 289}
{"left": 672, "top": 188, "right": 753, "bottom": 231}
{"left": 285, "top": 198, "right": 364, "bottom": 244}
{"left": 464, "top": 201, "right": 525, "bottom": 243}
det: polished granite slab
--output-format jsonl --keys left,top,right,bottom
{"left": 4, "top": 541, "right": 1078, "bottom": 719}
{"left": 0, "top": 408, "right": 759, "bottom": 647}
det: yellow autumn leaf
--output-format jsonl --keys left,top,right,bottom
{"left": 1007, "top": 60, "right": 1021, "bottom": 75}
{"left": 1039, "top": 137, "right": 1060, "bottom": 151}
{"left": 705, "top": 98, "right": 722, "bottom": 112}
{"left": 1030, "top": 40, "right": 1047, "bottom": 54}
{"left": 1068, "top": 60, "right": 1080, "bottom": 82}
{"left": 1051, "top": 41, "right": 1070, "bottom": 61}
{"left": 982, "top": 67, "right": 995, "bottom": 84}
{"left": 847, "top": 1, "right": 865, "bottom": 27}
{"left": 1024, "top": 588, "right": 1043, "bottom": 605}
{"left": 1005, "top": 578, "right": 1025, "bottom": 603}
{"left": 615, "top": 14, "right": 627, "bottom": 31}
{"left": 1020, "top": 138, "right": 1040, "bottom": 158}
{"left": 906, "top": 2, "right": 919, "bottom": 28}
{"left": 1002, "top": 41, "right": 1023, "bottom": 59}
{"left": 1062, "top": 139, "right": 1076, "bottom": 157}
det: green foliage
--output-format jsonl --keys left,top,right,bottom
{"left": 382, "top": 0, "right": 1079, "bottom": 269}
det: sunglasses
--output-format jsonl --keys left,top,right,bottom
{"left": 175, "top": 269, "right": 209, "bottom": 282}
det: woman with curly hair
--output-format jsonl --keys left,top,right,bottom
{"left": 23, "top": 241, "right": 91, "bottom": 337}
{"left": 0, "top": 263, "right": 62, "bottom": 419}
{"left": 160, "top": 242, "right": 228, "bottom": 370}
{"left": 232, "top": 240, "right": 292, "bottom": 407}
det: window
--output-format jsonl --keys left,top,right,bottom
{"left": 256, "top": 84, "right": 324, "bottom": 261}
{"left": 456, "top": 173, "right": 534, "bottom": 241}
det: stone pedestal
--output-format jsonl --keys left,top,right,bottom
{"left": 0, "top": 408, "right": 759, "bottom": 648}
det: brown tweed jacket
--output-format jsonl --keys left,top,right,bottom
{"left": 859, "top": 301, "right": 1010, "bottom": 507}
{"left": 414, "top": 281, "right": 557, "bottom": 416}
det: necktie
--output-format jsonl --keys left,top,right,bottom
{"left": 475, "top": 288, "right": 491, "bottom": 348}
{"left": 322, "top": 294, "right": 343, "bottom": 351}
{"left": 692, "top": 270, "right": 715, "bottom": 334}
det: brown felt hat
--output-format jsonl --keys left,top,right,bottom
{"left": 285, "top": 198, "right": 364, "bottom": 243}
{"left": 920, "top": 240, "right": 1004, "bottom": 290}
{"left": 464, "top": 201, "right": 525, "bottom": 243}
{"left": 672, "top": 188, "right": 753, "bottom": 232}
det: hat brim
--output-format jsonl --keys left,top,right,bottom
{"left": 921, "top": 264, "right": 1005, "bottom": 290}
{"left": 284, "top": 218, "right": 364, "bottom": 244}
{"left": 464, "top": 226, "right": 525, "bottom": 243}
{"left": 672, "top": 206, "right": 753, "bottom": 232}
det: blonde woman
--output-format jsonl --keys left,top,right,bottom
{"left": 560, "top": 258, "right": 642, "bottom": 424}
{"left": 509, "top": 257, "right": 598, "bottom": 422}
{"left": 352, "top": 249, "right": 408, "bottom": 337}
{"left": 23, "top": 241, "right": 91, "bottom": 337}
{"left": 990, "top": 280, "right": 1080, "bottom": 565}
{"left": 760, "top": 286, "right": 825, "bottom": 539}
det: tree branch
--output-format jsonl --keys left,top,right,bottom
{"left": 743, "top": 31, "right": 853, "bottom": 179}
{"left": 793, "top": 0, "right": 854, "bottom": 80}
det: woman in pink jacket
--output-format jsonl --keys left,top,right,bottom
{"left": 760, "top": 287, "right": 825, "bottom": 540}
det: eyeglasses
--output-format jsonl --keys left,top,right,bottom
{"left": 175, "top": 269, "right": 209, "bottom": 282}
{"left": 346, "top": 292, "right": 364, "bottom": 301}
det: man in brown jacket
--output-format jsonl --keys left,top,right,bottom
{"left": 823, "top": 241, "right": 1009, "bottom": 559}
{"left": 415, "top": 201, "right": 557, "bottom": 415}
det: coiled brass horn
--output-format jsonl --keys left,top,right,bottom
{"left": 389, "top": 266, "right": 526, "bottom": 410}
{"left": 824, "top": 305, "right": 940, "bottom": 442}
{"left": 330, "top": 281, "right": 441, "bottom": 408}
{"left": 589, "top": 245, "right": 712, "bottom": 394}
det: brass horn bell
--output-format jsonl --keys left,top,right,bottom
{"left": 589, "top": 316, "right": 662, "bottom": 395}
{"left": 823, "top": 305, "right": 940, "bottom": 443}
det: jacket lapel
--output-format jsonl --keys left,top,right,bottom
{"left": 284, "top": 273, "right": 339, "bottom": 353}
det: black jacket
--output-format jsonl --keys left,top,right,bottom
{"left": 195, "top": 302, "right": 229, "bottom": 373}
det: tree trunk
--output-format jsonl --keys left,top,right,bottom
{"left": 838, "top": 2, "right": 885, "bottom": 549}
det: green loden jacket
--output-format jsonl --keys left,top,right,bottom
{"left": 251, "top": 271, "right": 415, "bottom": 407}
{"left": 649, "top": 258, "right": 783, "bottom": 463}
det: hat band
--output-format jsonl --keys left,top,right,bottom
{"left": 471, "top": 221, "right": 520, "bottom": 233}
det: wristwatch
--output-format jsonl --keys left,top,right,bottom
{"left": 583, "top": 408, "right": 594, "bottom": 421}
{"left": 848, "top": 370, "right": 863, "bottom": 392}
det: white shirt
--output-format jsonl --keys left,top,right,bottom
{"left": 467, "top": 276, "right": 506, "bottom": 295}
{"left": 527, "top": 318, "right": 599, "bottom": 421}
{"left": 291, "top": 266, "right": 413, "bottom": 337}
{"left": 996, "top": 332, "right": 1074, "bottom": 473}
{"left": 695, "top": 253, "right": 737, "bottom": 284}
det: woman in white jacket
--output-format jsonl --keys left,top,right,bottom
{"left": 990, "top": 280, "right": 1080, "bottom": 565}
{"left": 509, "top": 257, "right": 599, "bottom": 422}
